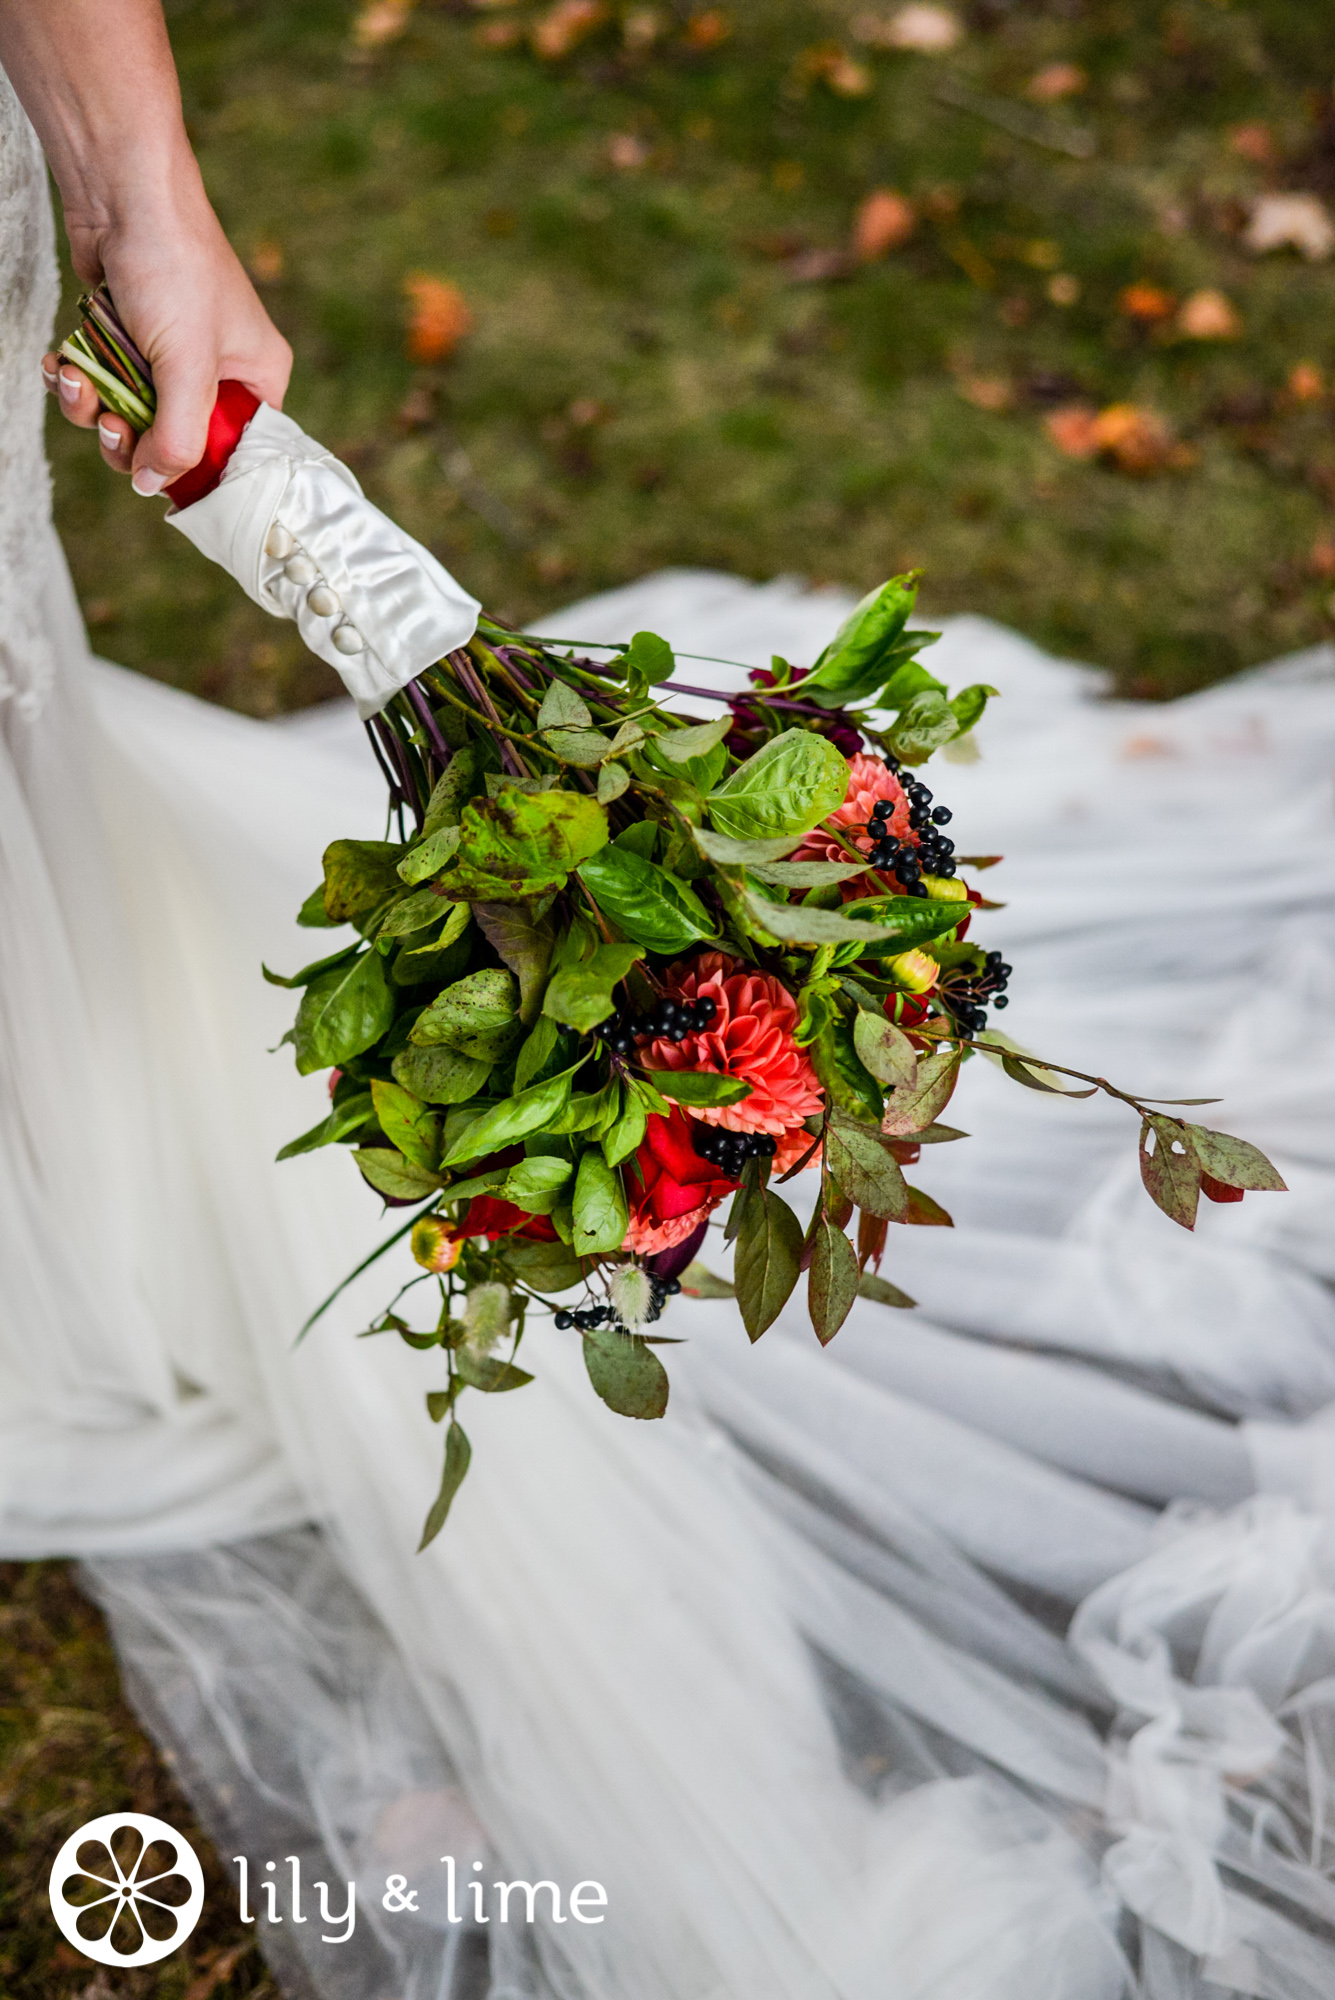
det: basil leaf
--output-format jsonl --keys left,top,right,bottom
{"left": 321, "top": 839, "right": 404, "bottom": 923}
{"left": 543, "top": 941, "right": 645, "bottom": 1032}
{"left": 503, "top": 1155, "right": 573, "bottom": 1204}
{"left": 692, "top": 828, "right": 806, "bottom": 867}
{"left": 602, "top": 1089, "right": 648, "bottom": 1168}
{"left": 354, "top": 1148, "right": 446, "bottom": 1202}
{"left": 422, "top": 746, "right": 479, "bottom": 836}
{"left": 392, "top": 1043, "right": 492, "bottom": 1105}
{"left": 276, "top": 1089, "right": 375, "bottom": 1160}
{"left": 411, "top": 969, "right": 518, "bottom": 1058}
{"left": 441, "top": 786, "right": 609, "bottom": 900}
{"left": 293, "top": 951, "right": 395, "bottom": 1075}
{"left": 802, "top": 575, "right": 920, "bottom": 706}
{"left": 439, "top": 1066, "right": 578, "bottom": 1167}
{"left": 370, "top": 1078, "right": 440, "bottom": 1169}
{"left": 263, "top": 942, "right": 360, "bottom": 990}
{"left": 377, "top": 884, "right": 453, "bottom": 938}
{"left": 740, "top": 885, "right": 962, "bottom": 949}
{"left": 396, "top": 825, "right": 461, "bottom": 886}
{"left": 473, "top": 902, "right": 554, "bottom": 1024}
{"left": 644, "top": 1070, "right": 752, "bottom": 1107}
{"left": 298, "top": 883, "right": 340, "bottom": 929}
{"left": 500, "top": 1237, "right": 586, "bottom": 1295}
{"left": 572, "top": 1151, "right": 629, "bottom": 1255}
{"left": 577, "top": 846, "right": 718, "bottom": 953}
{"left": 708, "top": 729, "right": 849, "bottom": 841}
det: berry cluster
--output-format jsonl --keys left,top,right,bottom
{"left": 555, "top": 1276, "right": 682, "bottom": 1333}
{"left": 864, "top": 765, "right": 956, "bottom": 894}
{"left": 603, "top": 993, "right": 718, "bottom": 1057}
{"left": 691, "top": 1124, "right": 779, "bottom": 1176}
{"left": 947, "top": 951, "right": 1013, "bottom": 1036}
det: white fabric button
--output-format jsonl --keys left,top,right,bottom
{"left": 264, "top": 522, "right": 295, "bottom": 560}
{"left": 284, "top": 553, "right": 318, "bottom": 586}
{"left": 306, "top": 583, "right": 340, "bottom": 618}
{"left": 332, "top": 621, "right": 365, "bottom": 655}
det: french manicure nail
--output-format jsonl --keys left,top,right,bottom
{"left": 131, "top": 468, "right": 169, "bottom": 497}
{"left": 41, "top": 362, "right": 58, "bottom": 385}
{"left": 58, "top": 369, "right": 80, "bottom": 403}
{"left": 98, "top": 423, "right": 120, "bottom": 451}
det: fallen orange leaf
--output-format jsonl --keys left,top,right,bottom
{"left": 684, "top": 10, "right": 731, "bottom": 49}
{"left": 1118, "top": 281, "right": 1176, "bottom": 322}
{"left": 1308, "top": 537, "right": 1335, "bottom": 580}
{"left": 1091, "top": 403, "right": 1176, "bottom": 474}
{"left": 1044, "top": 405, "right": 1100, "bottom": 459}
{"left": 957, "top": 374, "right": 1013, "bottom": 413}
{"left": 1176, "top": 289, "right": 1241, "bottom": 340}
{"left": 852, "top": 189, "right": 916, "bottom": 260}
{"left": 532, "top": 0, "right": 607, "bottom": 59}
{"left": 351, "top": 0, "right": 414, "bottom": 49}
{"left": 1289, "top": 361, "right": 1326, "bottom": 402}
{"left": 1026, "top": 62, "right": 1086, "bottom": 103}
{"left": 404, "top": 276, "right": 473, "bottom": 365}
{"left": 1228, "top": 122, "right": 1276, "bottom": 166}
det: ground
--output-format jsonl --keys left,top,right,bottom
{"left": 14, "top": 0, "right": 1335, "bottom": 1990}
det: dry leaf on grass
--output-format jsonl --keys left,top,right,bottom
{"left": 532, "top": 0, "right": 607, "bottom": 59}
{"left": 1118, "top": 282, "right": 1176, "bottom": 322}
{"left": 852, "top": 189, "right": 916, "bottom": 260}
{"left": 1176, "top": 289, "right": 1241, "bottom": 340}
{"left": 1026, "top": 63, "right": 1086, "bottom": 104}
{"left": 957, "top": 374, "right": 1013, "bottom": 413}
{"left": 1228, "top": 122, "right": 1276, "bottom": 166}
{"left": 351, "top": 0, "right": 414, "bottom": 49}
{"left": 1045, "top": 402, "right": 1189, "bottom": 474}
{"left": 684, "top": 10, "right": 731, "bottom": 49}
{"left": 1289, "top": 362, "right": 1326, "bottom": 402}
{"left": 404, "top": 276, "right": 473, "bottom": 364}
{"left": 608, "top": 132, "right": 650, "bottom": 170}
{"left": 853, "top": 5, "right": 963, "bottom": 53}
{"left": 1243, "top": 193, "right": 1335, "bottom": 262}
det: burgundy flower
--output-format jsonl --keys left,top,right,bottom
{"left": 622, "top": 1107, "right": 740, "bottom": 1257}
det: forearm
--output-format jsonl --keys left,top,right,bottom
{"left": 0, "top": 0, "right": 204, "bottom": 270}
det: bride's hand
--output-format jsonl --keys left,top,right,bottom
{"left": 42, "top": 194, "right": 291, "bottom": 495}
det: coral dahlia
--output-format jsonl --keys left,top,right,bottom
{"left": 789, "top": 752, "right": 915, "bottom": 890}
{"left": 640, "top": 952, "right": 823, "bottom": 1137}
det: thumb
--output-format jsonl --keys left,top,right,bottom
{"left": 130, "top": 344, "right": 216, "bottom": 496}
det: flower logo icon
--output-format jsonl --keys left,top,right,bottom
{"left": 48, "top": 1812, "right": 205, "bottom": 1967}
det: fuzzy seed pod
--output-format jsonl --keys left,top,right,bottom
{"left": 463, "top": 1282, "right": 513, "bottom": 1351}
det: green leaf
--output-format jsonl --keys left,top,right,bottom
{"left": 853, "top": 1010, "right": 919, "bottom": 1089}
{"left": 500, "top": 1236, "right": 586, "bottom": 1294}
{"left": 999, "top": 1051, "right": 1096, "bottom": 1099}
{"left": 503, "top": 1155, "right": 573, "bottom": 1204}
{"left": 644, "top": 1069, "right": 752, "bottom": 1107}
{"left": 679, "top": 1261, "right": 736, "bottom": 1299}
{"left": 513, "top": 1013, "right": 561, "bottom": 1092}
{"left": 354, "top": 1148, "right": 446, "bottom": 1202}
{"left": 824, "top": 1120, "right": 908, "bottom": 1220}
{"left": 738, "top": 886, "right": 962, "bottom": 951}
{"left": 412, "top": 969, "right": 519, "bottom": 1058}
{"left": 602, "top": 1089, "right": 648, "bottom": 1168}
{"left": 370, "top": 1078, "right": 439, "bottom": 1169}
{"left": 889, "top": 690, "right": 960, "bottom": 765}
{"left": 577, "top": 846, "right": 718, "bottom": 954}
{"left": 393, "top": 902, "right": 472, "bottom": 986}
{"left": 262, "top": 942, "right": 360, "bottom": 990}
{"left": 708, "top": 730, "right": 849, "bottom": 842}
{"left": 321, "top": 839, "right": 404, "bottom": 924}
{"left": 880, "top": 1052, "right": 962, "bottom": 1136}
{"left": 597, "top": 760, "right": 630, "bottom": 803}
{"left": 655, "top": 717, "right": 733, "bottom": 763}
{"left": 397, "top": 825, "right": 461, "bottom": 886}
{"left": 378, "top": 884, "right": 454, "bottom": 938}
{"left": 904, "top": 1185, "right": 954, "bottom": 1226}
{"left": 293, "top": 951, "right": 395, "bottom": 1075}
{"left": 443, "top": 786, "right": 609, "bottom": 901}
{"left": 621, "top": 630, "right": 675, "bottom": 695}
{"left": 747, "top": 856, "right": 869, "bottom": 889}
{"left": 473, "top": 902, "right": 554, "bottom": 1024}
{"left": 422, "top": 746, "right": 479, "bottom": 836}
{"left": 536, "top": 678, "right": 592, "bottom": 730}
{"left": 809, "top": 1214, "right": 859, "bottom": 1345}
{"left": 802, "top": 575, "right": 919, "bottom": 706}
{"left": 1186, "top": 1126, "right": 1286, "bottom": 1193}
{"left": 440, "top": 1067, "right": 578, "bottom": 1167}
{"left": 418, "top": 1422, "right": 471, "bottom": 1548}
{"left": 425, "top": 1387, "right": 457, "bottom": 1421}
{"left": 692, "top": 828, "right": 806, "bottom": 867}
{"left": 579, "top": 1328, "right": 667, "bottom": 1424}
{"left": 276, "top": 1089, "right": 375, "bottom": 1160}
{"left": 880, "top": 657, "right": 947, "bottom": 709}
{"left": 582, "top": 1322, "right": 670, "bottom": 1419}
{"left": 392, "top": 1042, "right": 492, "bottom": 1105}
{"left": 811, "top": 1020, "right": 883, "bottom": 1124}
{"left": 949, "top": 684, "right": 996, "bottom": 736}
{"left": 543, "top": 941, "right": 645, "bottom": 1032}
{"left": 547, "top": 1091, "right": 610, "bottom": 1135}
{"left": 607, "top": 719, "right": 645, "bottom": 757}
{"left": 297, "top": 883, "right": 340, "bottom": 929}
{"left": 545, "top": 727, "right": 613, "bottom": 767}
{"left": 733, "top": 1182, "right": 803, "bottom": 1341}
{"left": 572, "top": 1151, "right": 629, "bottom": 1255}
{"left": 859, "top": 1272, "right": 917, "bottom": 1310}
{"left": 455, "top": 1349, "right": 534, "bottom": 1393}
{"left": 1139, "top": 1116, "right": 1201, "bottom": 1231}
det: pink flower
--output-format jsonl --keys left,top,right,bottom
{"left": 639, "top": 952, "right": 823, "bottom": 1137}
{"left": 788, "top": 752, "right": 915, "bottom": 893}
{"left": 621, "top": 1107, "right": 741, "bottom": 1256}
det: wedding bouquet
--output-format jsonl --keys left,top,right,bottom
{"left": 67, "top": 291, "right": 1287, "bottom": 1546}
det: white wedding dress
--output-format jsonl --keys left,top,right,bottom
{"left": 4, "top": 70, "right": 1335, "bottom": 2000}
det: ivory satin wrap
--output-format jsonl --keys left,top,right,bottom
{"left": 166, "top": 402, "right": 481, "bottom": 718}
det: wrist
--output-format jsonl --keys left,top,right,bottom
{"left": 58, "top": 130, "right": 207, "bottom": 268}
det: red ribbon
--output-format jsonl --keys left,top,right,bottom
{"left": 164, "top": 379, "right": 261, "bottom": 510}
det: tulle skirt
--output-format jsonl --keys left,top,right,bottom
{"left": 6, "top": 547, "right": 1335, "bottom": 1999}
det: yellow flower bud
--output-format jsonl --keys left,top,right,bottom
{"left": 888, "top": 948, "right": 939, "bottom": 994}
{"left": 411, "top": 1215, "right": 462, "bottom": 1274}
{"left": 923, "top": 876, "right": 969, "bottom": 902}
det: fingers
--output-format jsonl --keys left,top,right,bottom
{"left": 95, "top": 413, "right": 136, "bottom": 475}
{"left": 43, "top": 356, "right": 103, "bottom": 429}
{"left": 128, "top": 346, "right": 215, "bottom": 496}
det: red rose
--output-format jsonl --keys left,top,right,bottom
{"left": 457, "top": 1195, "right": 559, "bottom": 1243}
{"left": 623, "top": 1107, "right": 740, "bottom": 1256}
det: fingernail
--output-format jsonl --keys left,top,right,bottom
{"left": 41, "top": 361, "right": 57, "bottom": 385}
{"left": 97, "top": 423, "right": 120, "bottom": 451}
{"left": 58, "top": 368, "right": 80, "bottom": 403}
{"left": 131, "top": 468, "right": 169, "bottom": 497}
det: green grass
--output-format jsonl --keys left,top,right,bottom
{"left": 49, "top": 0, "right": 1335, "bottom": 714}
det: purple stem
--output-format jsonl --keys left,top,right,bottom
{"left": 374, "top": 715, "right": 423, "bottom": 824}
{"left": 451, "top": 651, "right": 525, "bottom": 779}
{"left": 404, "top": 677, "right": 451, "bottom": 769}
{"left": 364, "top": 720, "right": 404, "bottom": 808}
